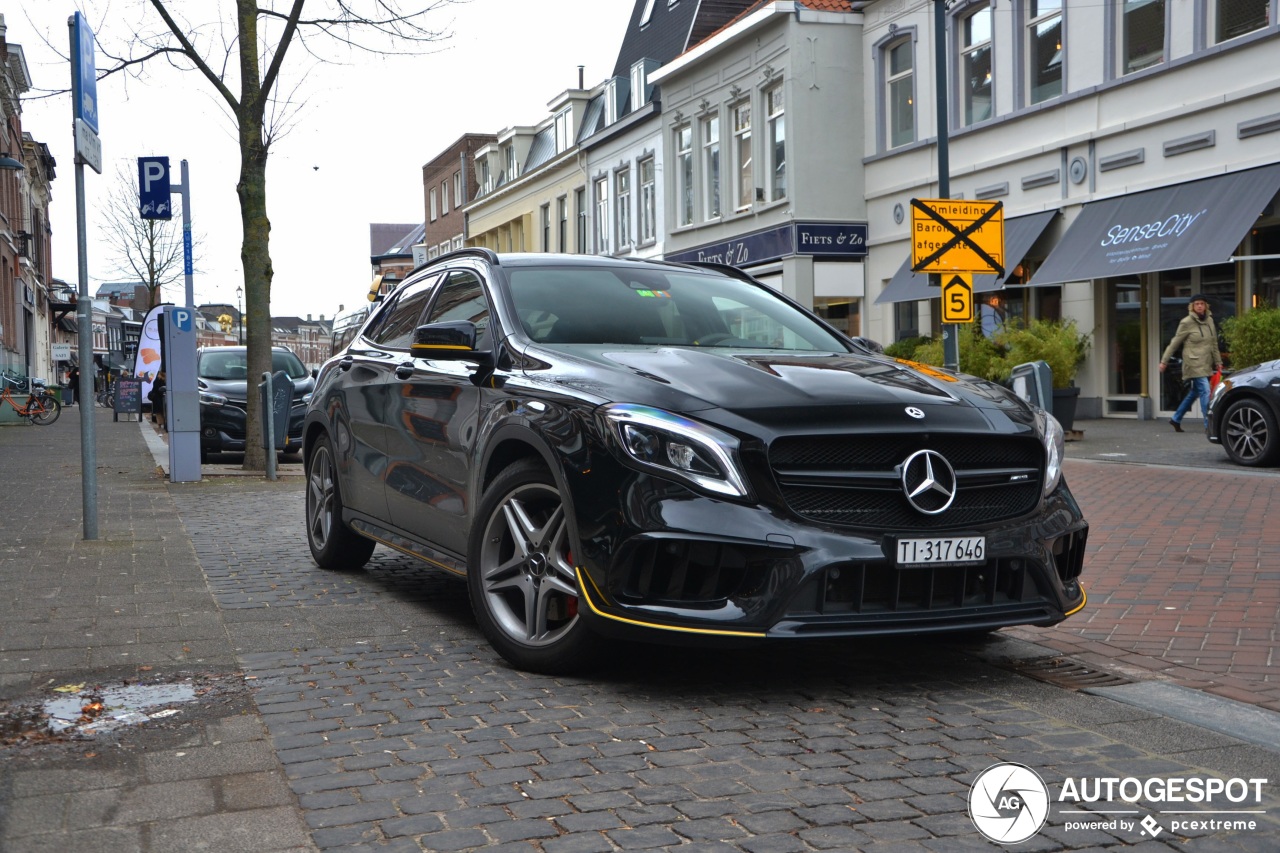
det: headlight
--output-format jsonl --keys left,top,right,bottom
{"left": 1209, "top": 379, "right": 1230, "bottom": 411}
{"left": 1038, "top": 408, "right": 1064, "bottom": 496}
{"left": 601, "top": 403, "right": 751, "bottom": 499}
{"left": 200, "top": 391, "right": 228, "bottom": 407}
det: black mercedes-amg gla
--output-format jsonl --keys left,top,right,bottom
{"left": 303, "top": 250, "right": 1087, "bottom": 673}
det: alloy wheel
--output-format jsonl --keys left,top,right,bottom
{"left": 1224, "top": 403, "right": 1271, "bottom": 464}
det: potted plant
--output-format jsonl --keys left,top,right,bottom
{"left": 992, "top": 318, "right": 1091, "bottom": 430}
{"left": 1220, "top": 305, "right": 1280, "bottom": 370}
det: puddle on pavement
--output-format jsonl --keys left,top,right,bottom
{"left": 1, "top": 680, "right": 200, "bottom": 744}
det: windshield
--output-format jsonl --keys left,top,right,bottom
{"left": 199, "top": 350, "right": 309, "bottom": 381}
{"left": 505, "top": 266, "right": 849, "bottom": 351}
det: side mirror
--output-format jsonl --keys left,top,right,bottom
{"left": 411, "top": 321, "right": 488, "bottom": 361}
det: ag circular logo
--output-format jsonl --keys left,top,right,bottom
{"left": 968, "top": 762, "right": 1050, "bottom": 844}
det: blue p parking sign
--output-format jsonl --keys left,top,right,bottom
{"left": 138, "top": 157, "right": 173, "bottom": 220}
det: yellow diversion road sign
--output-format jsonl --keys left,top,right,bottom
{"left": 911, "top": 198, "right": 1005, "bottom": 276}
{"left": 941, "top": 274, "right": 975, "bottom": 323}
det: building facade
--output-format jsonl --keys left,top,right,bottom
{"left": 422, "top": 133, "right": 495, "bottom": 262}
{"left": 862, "top": 0, "right": 1280, "bottom": 419}
{"left": 654, "top": 2, "right": 869, "bottom": 337}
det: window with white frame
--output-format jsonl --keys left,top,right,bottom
{"left": 1027, "top": 1, "right": 1062, "bottom": 104}
{"left": 733, "top": 102, "right": 753, "bottom": 211}
{"left": 886, "top": 37, "right": 915, "bottom": 148}
{"left": 676, "top": 124, "right": 694, "bottom": 227}
{"left": 452, "top": 236, "right": 464, "bottom": 250}
{"left": 1211, "top": 0, "right": 1269, "bottom": 43}
{"left": 766, "top": 84, "right": 785, "bottom": 201}
{"left": 441, "top": 180, "right": 449, "bottom": 214}
{"left": 640, "top": 0, "right": 657, "bottom": 26}
{"left": 504, "top": 145, "right": 517, "bottom": 182}
{"left": 557, "top": 196, "right": 568, "bottom": 253}
{"left": 630, "top": 60, "right": 649, "bottom": 109}
{"left": 480, "top": 159, "right": 491, "bottom": 193}
{"left": 639, "top": 158, "right": 656, "bottom": 244}
{"left": 541, "top": 203, "right": 551, "bottom": 252}
{"left": 702, "top": 115, "right": 721, "bottom": 220}
{"left": 429, "top": 188, "right": 438, "bottom": 221}
{"left": 454, "top": 170, "right": 462, "bottom": 205}
{"left": 576, "top": 187, "right": 587, "bottom": 253}
{"left": 960, "top": 5, "right": 992, "bottom": 125}
{"left": 616, "top": 167, "right": 632, "bottom": 249}
{"left": 555, "top": 109, "right": 573, "bottom": 153}
{"left": 1119, "top": 0, "right": 1165, "bottom": 75}
{"left": 594, "top": 178, "right": 610, "bottom": 255}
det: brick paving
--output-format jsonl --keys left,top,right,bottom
{"left": 1009, "top": 458, "right": 1280, "bottom": 712}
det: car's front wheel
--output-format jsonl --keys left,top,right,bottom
{"left": 1222, "top": 398, "right": 1280, "bottom": 467}
{"left": 468, "top": 460, "right": 602, "bottom": 674}
{"left": 306, "top": 434, "right": 376, "bottom": 569}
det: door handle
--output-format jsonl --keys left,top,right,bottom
{"left": 394, "top": 362, "right": 415, "bottom": 380}
{"left": 338, "top": 356, "right": 353, "bottom": 371}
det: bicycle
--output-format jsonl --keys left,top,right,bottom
{"left": 0, "top": 371, "right": 61, "bottom": 425}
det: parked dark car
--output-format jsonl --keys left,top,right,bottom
{"left": 197, "top": 345, "right": 314, "bottom": 462}
{"left": 302, "top": 250, "right": 1088, "bottom": 673}
{"left": 1206, "top": 358, "right": 1280, "bottom": 466}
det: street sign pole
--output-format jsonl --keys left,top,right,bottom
{"left": 70, "top": 12, "right": 100, "bottom": 540}
{"left": 933, "top": 0, "right": 957, "bottom": 372}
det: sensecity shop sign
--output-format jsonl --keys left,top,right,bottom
{"left": 968, "top": 762, "right": 1269, "bottom": 845}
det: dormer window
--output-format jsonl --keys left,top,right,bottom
{"left": 554, "top": 108, "right": 573, "bottom": 153}
{"left": 504, "top": 144, "right": 517, "bottom": 181}
{"left": 630, "top": 60, "right": 649, "bottom": 109}
{"left": 640, "top": 0, "right": 656, "bottom": 26}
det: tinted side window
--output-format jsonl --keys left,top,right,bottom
{"left": 368, "top": 277, "right": 439, "bottom": 349}
{"left": 426, "top": 271, "right": 491, "bottom": 345}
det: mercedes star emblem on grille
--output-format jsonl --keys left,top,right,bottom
{"left": 901, "top": 449, "right": 958, "bottom": 515}
{"left": 905, "top": 406, "right": 925, "bottom": 419}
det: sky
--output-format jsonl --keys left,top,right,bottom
{"left": 14, "top": 0, "right": 634, "bottom": 320}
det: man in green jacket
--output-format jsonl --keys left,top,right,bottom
{"left": 1159, "top": 293, "right": 1224, "bottom": 431}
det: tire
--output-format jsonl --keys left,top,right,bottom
{"left": 305, "top": 434, "right": 376, "bottom": 569}
{"left": 468, "top": 459, "right": 603, "bottom": 674}
{"left": 1221, "top": 398, "right": 1280, "bottom": 467}
{"left": 30, "top": 393, "right": 61, "bottom": 425}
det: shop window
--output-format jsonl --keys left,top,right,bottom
{"left": 814, "top": 299, "right": 859, "bottom": 338}
{"left": 894, "top": 301, "right": 920, "bottom": 342}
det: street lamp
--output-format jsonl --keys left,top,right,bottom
{"left": 236, "top": 286, "right": 244, "bottom": 344}
{"left": 0, "top": 151, "right": 24, "bottom": 171}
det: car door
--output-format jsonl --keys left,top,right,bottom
{"left": 383, "top": 268, "right": 492, "bottom": 556}
{"left": 335, "top": 275, "right": 440, "bottom": 519}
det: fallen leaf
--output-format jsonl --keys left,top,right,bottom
{"left": 53, "top": 683, "right": 85, "bottom": 693}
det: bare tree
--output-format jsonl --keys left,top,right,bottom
{"left": 99, "top": 161, "right": 198, "bottom": 311}
{"left": 92, "top": 0, "right": 453, "bottom": 470}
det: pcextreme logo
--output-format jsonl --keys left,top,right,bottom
{"left": 968, "top": 763, "right": 1270, "bottom": 845}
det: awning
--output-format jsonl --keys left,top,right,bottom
{"left": 1029, "top": 162, "right": 1280, "bottom": 285}
{"left": 875, "top": 210, "right": 1058, "bottom": 304}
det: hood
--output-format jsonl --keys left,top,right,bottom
{"left": 198, "top": 373, "right": 315, "bottom": 404}
{"left": 528, "top": 345, "right": 1032, "bottom": 431}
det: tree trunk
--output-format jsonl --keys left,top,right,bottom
{"left": 237, "top": 0, "right": 271, "bottom": 471}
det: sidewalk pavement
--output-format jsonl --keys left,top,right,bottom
{"left": 0, "top": 405, "right": 1275, "bottom": 852}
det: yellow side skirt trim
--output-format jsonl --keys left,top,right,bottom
{"left": 575, "top": 567, "right": 766, "bottom": 638}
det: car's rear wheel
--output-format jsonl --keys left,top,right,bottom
{"left": 468, "top": 460, "right": 602, "bottom": 674}
{"left": 306, "top": 435, "right": 376, "bottom": 569}
{"left": 1222, "top": 399, "right": 1280, "bottom": 466}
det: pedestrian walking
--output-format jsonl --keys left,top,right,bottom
{"left": 66, "top": 365, "right": 79, "bottom": 406}
{"left": 1159, "top": 293, "right": 1223, "bottom": 431}
{"left": 148, "top": 371, "right": 167, "bottom": 430}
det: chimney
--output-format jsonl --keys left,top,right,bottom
{"left": 338, "top": 304, "right": 345, "bottom": 312}
{"left": 578, "top": 65, "right": 584, "bottom": 89}
{"left": 307, "top": 313, "right": 312, "bottom": 322}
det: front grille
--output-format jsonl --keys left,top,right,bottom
{"left": 821, "top": 558, "right": 1047, "bottom": 614}
{"left": 769, "top": 433, "right": 1043, "bottom": 531}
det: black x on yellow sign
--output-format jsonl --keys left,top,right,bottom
{"left": 911, "top": 198, "right": 1005, "bottom": 276}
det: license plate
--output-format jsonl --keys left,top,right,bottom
{"left": 896, "top": 536, "right": 986, "bottom": 566}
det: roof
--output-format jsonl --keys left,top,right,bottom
{"left": 369, "top": 223, "right": 421, "bottom": 257}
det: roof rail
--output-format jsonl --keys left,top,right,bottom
{"left": 684, "top": 260, "right": 760, "bottom": 285}
{"left": 409, "top": 247, "right": 500, "bottom": 275}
